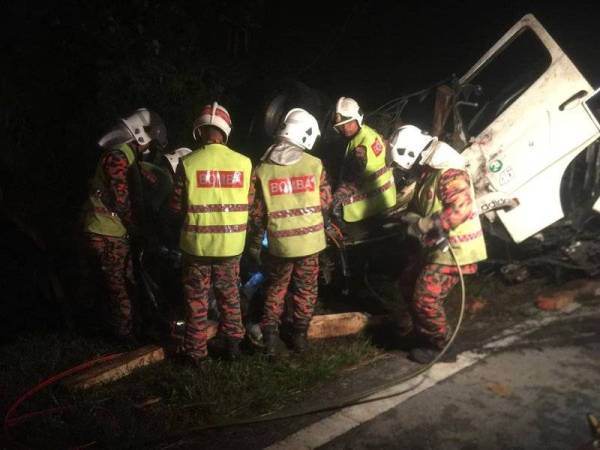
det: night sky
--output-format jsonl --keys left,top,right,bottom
{"left": 260, "top": 0, "right": 600, "bottom": 107}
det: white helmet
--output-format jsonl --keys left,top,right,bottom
{"left": 120, "top": 108, "right": 167, "bottom": 147}
{"left": 164, "top": 147, "right": 193, "bottom": 173}
{"left": 99, "top": 108, "right": 167, "bottom": 149}
{"left": 278, "top": 108, "right": 321, "bottom": 150}
{"left": 192, "top": 102, "right": 232, "bottom": 142}
{"left": 333, "top": 96, "right": 363, "bottom": 128}
{"left": 389, "top": 125, "right": 434, "bottom": 170}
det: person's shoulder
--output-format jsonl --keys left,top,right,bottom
{"left": 226, "top": 145, "right": 252, "bottom": 164}
{"left": 106, "top": 144, "right": 130, "bottom": 156}
{"left": 101, "top": 146, "right": 130, "bottom": 164}
{"left": 363, "top": 124, "right": 384, "bottom": 139}
{"left": 302, "top": 152, "right": 323, "bottom": 165}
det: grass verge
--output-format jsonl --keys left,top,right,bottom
{"left": 1, "top": 331, "right": 381, "bottom": 449}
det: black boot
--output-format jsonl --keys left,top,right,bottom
{"left": 226, "top": 337, "right": 242, "bottom": 361}
{"left": 292, "top": 327, "right": 308, "bottom": 353}
{"left": 408, "top": 343, "right": 456, "bottom": 365}
{"left": 262, "top": 325, "right": 278, "bottom": 357}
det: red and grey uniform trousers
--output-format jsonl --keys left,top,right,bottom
{"left": 84, "top": 233, "right": 135, "bottom": 338}
{"left": 403, "top": 263, "right": 476, "bottom": 349}
{"left": 261, "top": 253, "right": 319, "bottom": 331}
{"left": 182, "top": 254, "right": 244, "bottom": 359}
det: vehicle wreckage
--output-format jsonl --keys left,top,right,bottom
{"left": 427, "top": 13, "right": 600, "bottom": 279}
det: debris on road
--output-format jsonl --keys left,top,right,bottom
{"left": 466, "top": 297, "right": 488, "bottom": 315}
{"left": 500, "top": 264, "right": 530, "bottom": 283}
{"left": 486, "top": 382, "right": 512, "bottom": 398}
{"left": 535, "top": 279, "right": 600, "bottom": 311}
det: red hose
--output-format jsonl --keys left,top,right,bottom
{"left": 3, "top": 352, "right": 122, "bottom": 447}
{"left": 7, "top": 406, "right": 69, "bottom": 428}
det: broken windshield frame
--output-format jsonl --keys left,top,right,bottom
{"left": 457, "top": 27, "right": 552, "bottom": 139}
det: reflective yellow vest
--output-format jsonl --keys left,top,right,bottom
{"left": 414, "top": 168, "right": 487, "bottom": 265}
{"left": 180, "top": 143, "right": 252, "bottom": 257}
{"left": 342, "top": 125, "right": 397, "bottom": 222}
{"left": 83, "top": 143, "right": 136, "bottom": 237}
{"left": 256, "top": 153, "right": 326, "bottom": 258}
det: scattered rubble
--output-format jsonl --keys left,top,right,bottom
{"left": 486, "top": 382, "right": 512, "bottom": 398}
{"left": 500, "top": 264, "right": 530, "bottom": 283}
{"left": 535, "top": 279, "right": 600, "bottom": 311}
{"left": 466, "top": 297, "right": 488, "bottom": 315}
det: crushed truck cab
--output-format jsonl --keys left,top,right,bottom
{"left": 452, "top": 14, "right": 600, "bottom": 243}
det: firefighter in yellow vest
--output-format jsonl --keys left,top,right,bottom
{"left": 248, "top": 108, "right": 332, "bottom": 355}
{"left": 389, "top": 125, "right": 487, "bottom": 364}
{"left": 331, "top": 97, "right": 396, "bottom": 224}
{"left": 82, "top": 109, "right": 168, "bottom": 344}
{"left": 169, "top": 102, "right": 252, "bottom": 364}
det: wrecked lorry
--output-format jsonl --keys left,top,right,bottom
{"left": 434, "top": 13, "right": 600, "bottom": 276}
{"left": 439, "top": 14, "right": 600, "bottom": 242}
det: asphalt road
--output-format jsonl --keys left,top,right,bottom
{"left": 318, "top": 311, "right": 600, "bottom": 450}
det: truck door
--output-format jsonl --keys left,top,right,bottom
{"left": 459, "top": 14, "right": 600, "bottom": 243}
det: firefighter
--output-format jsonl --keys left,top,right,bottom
{"left": 249, "top": 108, "right": 332, "bottom": 355}
{"left": 169, "top": 102, "right": 252, "bottom": 364}
{"left": 389, "top": 125, "right": 487, "bottom": 364}
{"left": 82, "top": 108, "right": 168, "bottom": 344}
{"left": 331, "top": 97, "right": 396, "bottom": 224}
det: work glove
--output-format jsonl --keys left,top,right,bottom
{"left": 331, "top": 199, "right": 344, "bottom": 226}
{"left": 400, "top": 212, "right": 446, "bottom": 248}
{"left": 322, "top": 213, "right": 343, "bottom": 246}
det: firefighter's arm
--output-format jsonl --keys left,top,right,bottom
{"left": 332, "top": 182, "right": 359, "bottom": 224}
{"left": 102, "top": 150, "right": 134, "bottom": 231}
{"left": 247, "top": 171, "right": 267, "bottom": 263}
{"left": 333, "top": 146, "right": 366, "bottom": 222}
{"left": 320, "top": 168, "right": 333, "bottom": 221}
{"left": 341, "top": 145, "right": 367, "bottom": 184}
{"left": 401, "top": 212, "right": 440, "bottom": 238}
{"left": 167, "top": 163, "right": 186, "bottom": 219}
{"left": 437, "top": 169, "right": 474, "bottom": 232}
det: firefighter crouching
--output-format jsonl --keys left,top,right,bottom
{"left": 248, "top": 108, "right": 332, "bottom": 355}
{"left": 169, "top": 102, "right": 252, "bottom": 364}
{"left": 331, "top": 97, "right": 396, "bottom": 226}
{"left": 82, "top": 109, "right": 168, "bottom": 345}
{"left": 389, "top": 125, "right": 487, "bottom": 364}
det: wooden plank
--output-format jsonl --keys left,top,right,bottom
{"left": 65, "top": 320, "right": 220, "bottom": 390}
{"left": 63, "top": 345, "right": 165, "bottom": 390}
{"left": 308, "top": 312, "right": 380, "bottom": 339}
